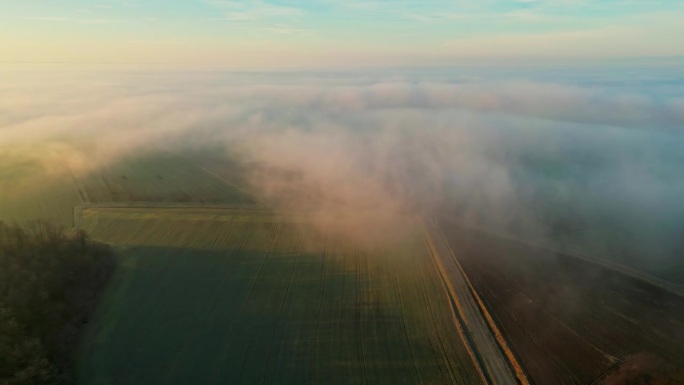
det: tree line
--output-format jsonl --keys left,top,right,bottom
{"left": 0, "top": 222, "right": 114, "bottom": 385}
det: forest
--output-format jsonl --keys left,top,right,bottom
{"left": 0, "top": 222, "right": 113, "bottom": 385}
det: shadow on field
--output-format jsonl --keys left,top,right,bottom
{"left": 76, "top": 244, "right": 464, "bottom": 385}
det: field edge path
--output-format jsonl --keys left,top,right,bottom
{"left": 423, "top": 217, "right": 527, "bottom": 385}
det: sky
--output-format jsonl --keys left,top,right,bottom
{"left": 1, "top": 0, "right": 684, "bottom": 67}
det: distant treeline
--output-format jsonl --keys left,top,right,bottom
{"left": 0, "top": 222, "right": 114, "bottom": 385}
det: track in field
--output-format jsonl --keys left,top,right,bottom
{"left": 77, "top": 208, "right": 484, "bottom": 385}
{"left": 0, "top": 151, "right": 255, "bottom": 227}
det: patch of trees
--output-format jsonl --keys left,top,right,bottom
{"left": 0, "top": 222, "right": 114, "bottom": 385}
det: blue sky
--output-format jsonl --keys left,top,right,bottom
{"left": 2, "top": 0, "right": 683, "bottom": 67}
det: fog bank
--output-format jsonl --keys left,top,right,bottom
{"left": 1, "top": 66, "right": 683, "bottom": 261}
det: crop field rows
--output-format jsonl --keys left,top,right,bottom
{"left": 0, "top": 152, "right": 256, "bottom": 228}
{"left": 542, "top": 228, "right": 684, "bottom": 288}
{"left": 77, "top": 209, "right": 484, "bottom": 384}
{"left": 74, "top": 153, "right": 255, "bottom": 205}
{"left": 438, "top": 218, "right": 684, "bottom": 385}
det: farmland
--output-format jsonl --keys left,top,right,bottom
{"left": 543, "top": 226, "right": 684, "bottom": 289}
{"left": 74, "top": 152, "right": 255, "bottom": 205}
{"left": 0, "top": 150, "right": 255, "bottom": 228}
{"left": 6, "top": 145, "right": 683, "bottom": 384}
{"left": 76, "top": 208, "right": 484, "bottom": 384}
{"left": 0, "top": 149, "right": 82, "bottom": 228}
{"left": 1, "top": 150, "right": 490, "bottom": 384}
{"left": 437, "top": 217, "right": 684, "bottom": 385}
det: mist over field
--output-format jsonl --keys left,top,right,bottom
{"left": 5, "top": 0, "right": 684, "bottom": 381}
{"left": 1, "top": 65, "right": 683, "bottom": 266}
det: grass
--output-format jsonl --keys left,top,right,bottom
{"left": 76, "top": 208, "right": 483, "bottom": 385}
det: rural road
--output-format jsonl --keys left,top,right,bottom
{"left": 424, "top": 218, "right": 523, "bottom": 385}
{"left": 73, "top": 202, "right": 526, "bottom": 384}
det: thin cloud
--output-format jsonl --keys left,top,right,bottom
{"left": 206, "top": 0, "right": 303, "bottom": 22}
{"left": 18, "top": 16, "right": 123, "bottom": 24}
{"left": 260, "top": 24, "right": 311, "bottom": 34}
{"left": 19, "top": 16, "right": 72, "bottom": 22}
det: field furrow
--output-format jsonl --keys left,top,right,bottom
{"left": 438, "top": 218, "right": 684, "bottom": 385}
{"left": 77, "top": 210, "right": 484, "bottom": 384}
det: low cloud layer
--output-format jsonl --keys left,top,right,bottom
{"left": 1, "top": 66, "right": 683, "bottom": 256}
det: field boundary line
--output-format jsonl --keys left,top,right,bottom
{"left": 393, "top": 263, "right": 424, "bottom": 385}
{"left": 355, "top": 248, "right": 370, "bottom": 385}
{"left": 312, "top": 233, "right": 329, "bottom": 383}
{"left": 76, "top": 202, "right": 268, "bottom": 211}
{"left": 69, "top": 170, "right": 90, "bottom": 204}
{"left": 236, "top": 222, "right": 282, "bottom": 381}
{"left": 72, "top": 205, "right": 84, "bottom": 231}
{"left": 158, "top": 219, "right": 221, "bottom": 384}
{"left": 72, "top": 202, "right": 272, "bottom": 231}
{"left": 206, "top": 221, "right": 258, "bottom": 383}
{"left": 415, "top": 260, "right": 460, "bottom": 384}
{"left": 422, "top": 220, "right": 489, "bottom": 385}
{"left": 260, "top": 227, "right": 304, "bottom": 385}
{"left": 432, "top": 218, "right": 531, "bottom": 385}
{"left": 127, "top": 218, "right": 207, "bottom": 382}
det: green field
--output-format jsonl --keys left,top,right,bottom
{"left": 75, "top": 153, "right": 255, "bottom": 205}
{"left": 1, "top": 151, "right": 484, "bottom": 384}
{"left": 0, "top": 150, "right": 82, "bottom": 228}
{"left": 76, "top": 208, "right": 483, "bottom": 384}
{"left": 0, "top": 150, "right": 255, "bottom": 228}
